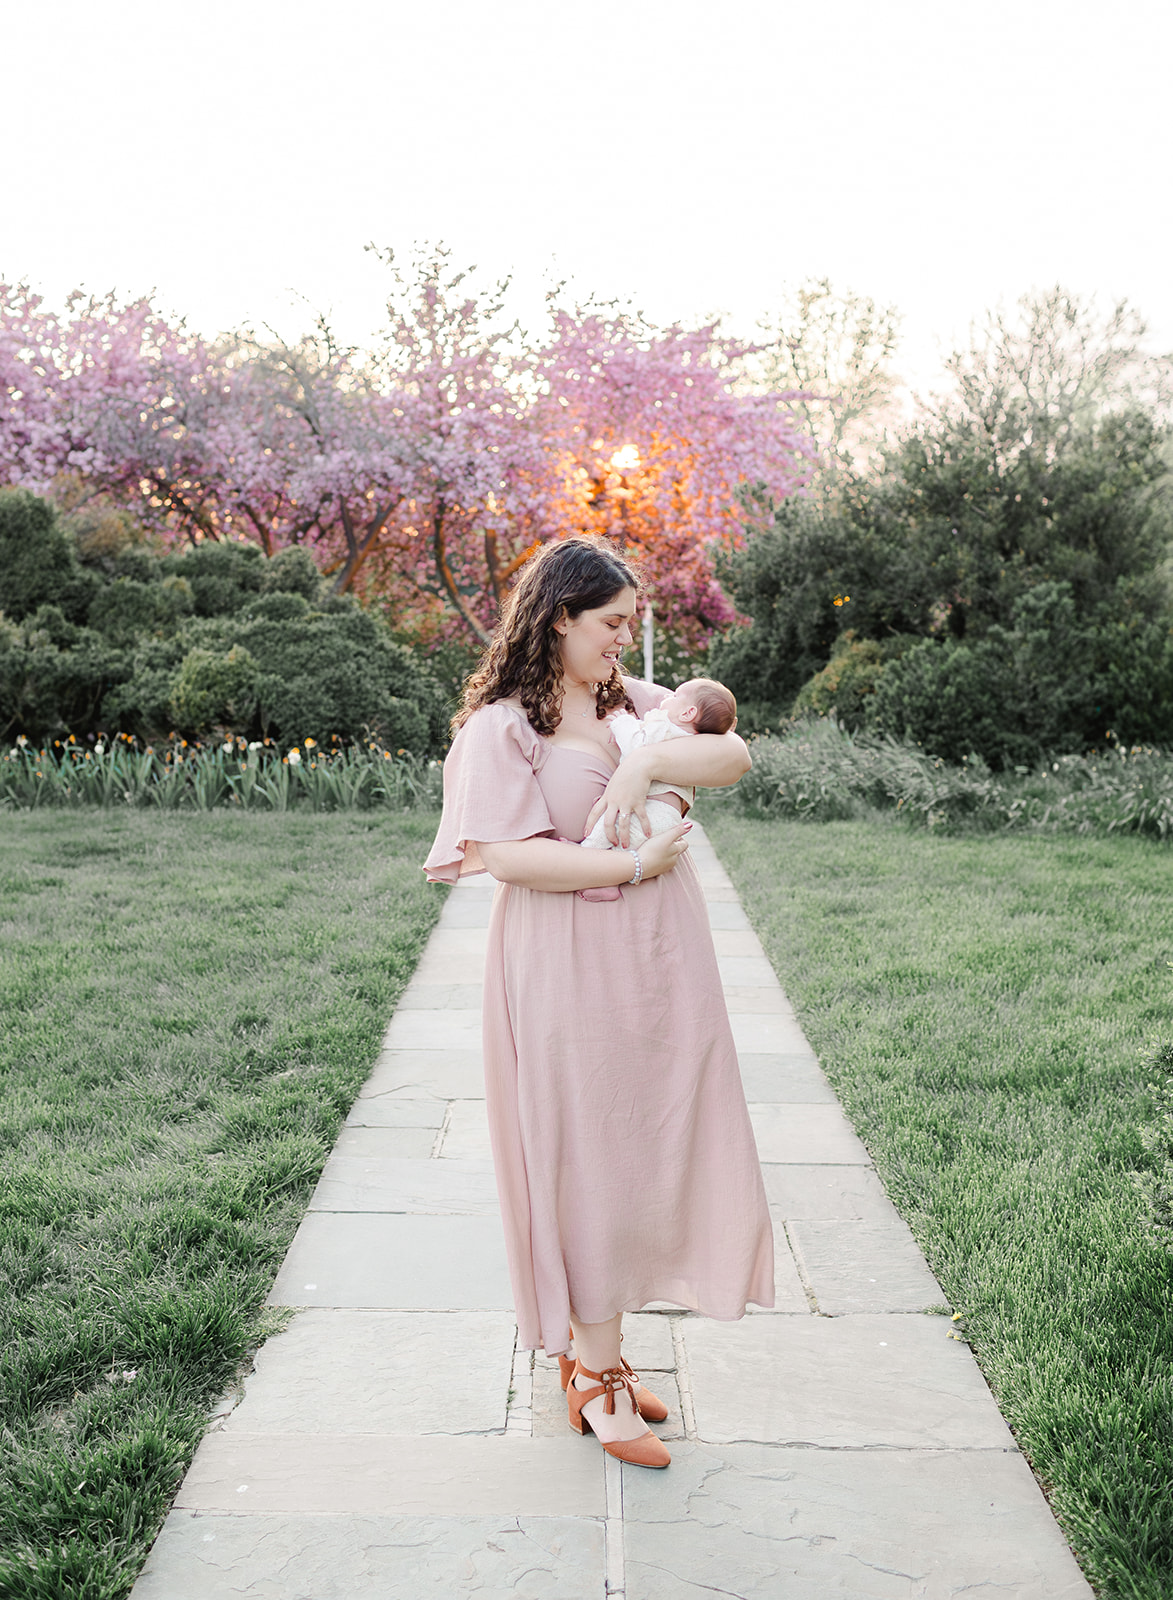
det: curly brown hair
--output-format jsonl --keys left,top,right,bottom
{"left": 455, "top": 536, "right": 642, "bottom": 735}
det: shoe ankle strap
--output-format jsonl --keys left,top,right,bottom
{"left": 573, "top": 1362, "right": 636, "bottom": 1416}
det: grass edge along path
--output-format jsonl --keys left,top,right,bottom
{"left": 0, "top": 810, "right": 444, "bottom": 1600}
{"left": 699, "top": 808, "right": 1173, "bottom": 1600}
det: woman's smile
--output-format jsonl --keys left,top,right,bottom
{"left": 557, "top": 587, "right": 638, "bottom": 687}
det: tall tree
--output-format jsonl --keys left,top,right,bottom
{"left": 748, "top": 278, "right": 903, "bottom": 501}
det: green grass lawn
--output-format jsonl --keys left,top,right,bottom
{"left": 0, "top": 810, "right": 445, "bottom": 1600}
{"left": 699, "top": 807, "right": 1173, "bottom": 1600}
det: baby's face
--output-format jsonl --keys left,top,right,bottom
{"left": 659, "top": 684, "right": 701, "bottom": 727}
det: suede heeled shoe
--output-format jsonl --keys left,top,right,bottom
{"left": 558, "top": 1331, "right": 669, "bottom": 1424}
{"left": 566, "top": 1360, "right": 671, "bottom": 1469}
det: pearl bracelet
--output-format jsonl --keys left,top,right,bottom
{"left": 627, "top": 850, "right": 643, "bottom": 885}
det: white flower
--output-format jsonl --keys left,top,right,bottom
{"left": 94, "top": 743, "right": 105, "bottom": 757}
{"left": 16, "top": 734, "right": 27, "bottom": 747}
{"left": 223, "top": 741, "right": 234, "bottom": 754}
{"left": 248, "top": 741, "right": 262, "bottom": 751}
{"left": 287, "top": 748, "right": 302, "bottom": 765}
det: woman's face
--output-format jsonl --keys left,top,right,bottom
{"left": 555, "top": 587, "right": 638, "bottom": 687}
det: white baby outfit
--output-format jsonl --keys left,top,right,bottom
{"left": 581, "top": 708, "right": 695, "bottom": 851}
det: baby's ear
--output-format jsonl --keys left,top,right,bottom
{"left": 679, "top": 703, "right": 699, "bottom": 723}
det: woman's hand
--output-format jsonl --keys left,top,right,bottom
{"left": 584, "top": 750, "right": 656, "bottom": 848}
{"left": 635, "top": 820, "right": 692, "bottom": 879}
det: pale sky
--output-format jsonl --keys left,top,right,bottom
{"left": 4, "top": 0, "right": 1171, "bottom": 395}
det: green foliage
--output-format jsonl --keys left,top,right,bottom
{"left": 0, "top": 499, "right": 450, "bottom": 752}
{"left": 0, "top": 488, "right": 99, "bottom": 623}
{"left": 0, "top": 736, "right": 444, "bottom": 813}
{"left": 0, "top": 607, "right": 126, "bottom": 744}
{"left": 869, "top": 583, "right": 1173, "bottom": 766}
{"left": 717, "top": 403, "right": 1173, "bottom": 764}
{"left": 167, "top": 645, "right": 259, "bottom": 733}
{"left": 164, "top": 540, "right": 266, "bottom": 617}
{"left": 726, "top": 716, "right": 1173, "bottom": 838}
{"left": 792, "top": 631, "right": 914, "bottom": 729}
{"left": 712, "top": 495, "right": 932, "bottom": 706}
{"left": 1135, "top": 1038, "right": 1173, "bottom": 1252}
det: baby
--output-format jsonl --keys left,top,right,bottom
{"left": 577, "top": 678, "right": 737, "bottom": 899}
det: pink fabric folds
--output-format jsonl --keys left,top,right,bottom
{"left": 424, "top": 702, "right": 555, "bottom": 883}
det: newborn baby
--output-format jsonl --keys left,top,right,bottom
{"left": 577, "top": 677, "right": 737, "bottom": 899}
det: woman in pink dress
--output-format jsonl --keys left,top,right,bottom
{"left": 424, "top": 537, "right": 774, "bottom": 1469}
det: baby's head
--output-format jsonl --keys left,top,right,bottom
{"left": 661, "top": 678, "right": 738, "bottom": 735}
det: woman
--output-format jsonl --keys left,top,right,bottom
{"left": 424, "top": 537, "right": 774, "bottom": 1470}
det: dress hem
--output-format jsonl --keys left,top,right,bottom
{"left": 529, "top": 1293, "right": 777, "bottom": 1357}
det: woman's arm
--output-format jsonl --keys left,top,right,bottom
{"left": 477, "top": 823, "right": 690, "bottom": 893}
{"left": 589, "top": 732, "right": 752, "bottom": 846}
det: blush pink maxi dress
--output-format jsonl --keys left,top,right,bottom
{"left": 424, "top": 677, "right": 774, "bottom": 1358}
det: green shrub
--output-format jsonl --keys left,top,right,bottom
{"left": 868, "top": 636, "right": 1014, "bottom": 765}
{"left": 0, "top": 495, "right": 450, "bottom": 752}
{"left": 168, "top": 645, "right": 260, "bottom": 734}
{"left": 0, "top": 488, "right": 99, "bottom": 623}
{"left": 792, "top": 631, "right": 915, "bottom": 729}
{"left": 261, "top": 544, "right": 324, "bottom": 601}
{"left": 869, "top": 584, "right": 1173, "bottom": 767}
{"left": 162, "top": 541, "right": 266, "bottom": 618}
{"left": 0, "top": 607, "right": 127, "bottom": 743}
{"left": 722, "top": 717, "right": 1173, "bottom": 838}
{"left": 87, "top": 574, "right": 194, "bottom": 648}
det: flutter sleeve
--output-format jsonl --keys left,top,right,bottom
{"left": 423, "top": 702, "right": 554, "bottom": 883}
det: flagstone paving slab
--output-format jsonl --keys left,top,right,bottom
{"left": 730, "top": 1012, "right": 819, "bottom": 1054}
{"left": 333, "top": 1126, "right": 445, "bottom": 1157}
{"left": 761, "top": 1162, "right": 907, "bottom": 1223}
{"left": 749, "top": 1103, "right": 872, "bottom": 1165}
{"left": 134, "top": 1512, "right": 606, "bottom": 1600}
{"left": 438, "top": 1098, "right": 494, "bottom": 1159}
{"left": 705, "top": 901, "right": 751, "bottom": 929}
{"left": 719, "top": 983, "right": 791, "bottom": 1012}
{"left": 383, "top": 1009, "right": 482, "bottom": 1050}
{"left": 361, "top": 1049, "right": 484, "bottom": 1101}
{"left": 437, "top": 897, "right": 496, "bottom": 927}
{"left": 268, "top": 1214, "right": 511, "bottom": 1309}
{"left": 756, "top": 1223, "right": 811, "bottom": 1313}
{"left": 342, "top": 1097, "right": 447, "bottom": 1129}
{"left": 309, "top": 1156, "right": 499, "bottom": 1215}
{"left": 683, "top": 1315, "right": 1015, "bottom": 1448}
{"left": 717, "top": 955, "right": 789, "bottom": 986}
{"left": 222, "top": 1310, "right": 516, "bottom": 1435}
{"left": 396, "top": 981, "right": 484, "bottom": 1008}
{"left": 789, "top": 1218, "right": 945, "bottom": 1313}
{"left": 174, "top": 1434, "right": 606, "bottom": 1516}
{"left": 711, "top": 928, "right": 770, "bottom": 957}
{"left": 621, "top": 1442, "right": 1092, "bottom": 1600}
{"left": 422, "top": 927, "right": 490, "bottom": 960}
{"left": 736, "top": 1053, "right": 837, "bottom": 1102}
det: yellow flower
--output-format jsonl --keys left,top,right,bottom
{"left": 304, "top": 737, "right": 317, "bottom": 748}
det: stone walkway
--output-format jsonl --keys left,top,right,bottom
{"left": 133, "top": 825, "right": 1093, "bottom": 1598}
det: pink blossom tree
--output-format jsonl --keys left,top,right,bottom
{"left": 533, "top": 306, "right": 814, "bottom": 649}
{"left": 1, "top": 256, "right": 815, "bottom": 649}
